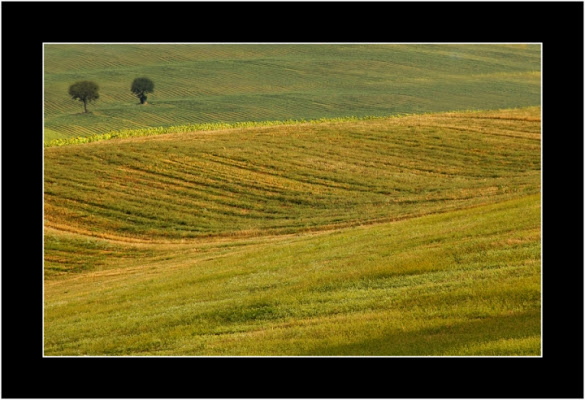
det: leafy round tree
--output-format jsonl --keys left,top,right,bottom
{"left": 68, "top": 81, "right": 99, "bottom": 113}
{"left": 131, "top": 77, "right": 155, "bottom": 104}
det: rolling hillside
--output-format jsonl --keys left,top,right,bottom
{"left": 44, "top": 195, "right": 541, "bottom": 356}
{"left": 44, "top": 107, "right": 541, "bottom": 241}
{"left": 44, "top": 44, "right": 541, "bottom": 141}
{"left": 44, "top": 108, "right": 541, "bottom": 355}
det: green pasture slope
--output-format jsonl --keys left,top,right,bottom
{"left": 44, "top": 44, "right": 541, "bottom": 141}
{"left": 44, "top": 108, "right": 541, "bottom": 356}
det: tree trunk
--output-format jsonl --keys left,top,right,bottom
{"left": 83, "top": 99, "right": 87, "bottom": 113}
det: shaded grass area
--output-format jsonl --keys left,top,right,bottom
{"left": 44, "top": 44, "right": 541, "bottom": 139}
{"left": 44, "top": 195, "right": 541, "bottom": 356}
{"left": 44, "top": 108, "right": 541, "bottom": 241}
{"left": 44, "top": 234, "right": 154, "bottom": 276}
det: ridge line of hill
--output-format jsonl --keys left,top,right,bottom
{"left": 44, "top": 106, "right": 540, "bottom": 148}
{"left": 44, "top": 193, "right": 541, "bottom": 246}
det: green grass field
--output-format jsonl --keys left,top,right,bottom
{"left": 44, "top": 44, "right": 541, "bottom": 141}
{"left": 44, "top": 108, "right": 541, "bottom": 356}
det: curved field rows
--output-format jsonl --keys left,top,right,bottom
{"left": 44, "top": 194, "right": 541, "bottom": 355}
{"left": 44, "top": 108, "right": 541, "bottom": 241}
{"left": 44, "top": 107, "right": 541, "bottom": 356}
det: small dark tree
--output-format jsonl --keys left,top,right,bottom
{"left": 68, "top": 81, "right": 99, "bottom": 113}
{"left": 131, "top": 77, "right": 155, "bottom": 104}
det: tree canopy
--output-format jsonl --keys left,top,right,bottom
{"left": 68, "top": 81, "right": 99, "bottom": 113}
{"left": 131, "top": 77, "right": 155, "bottom": 104}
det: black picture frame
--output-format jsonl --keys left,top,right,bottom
{"left": 2, "top": 1, "right": 583, "bottom": 398}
